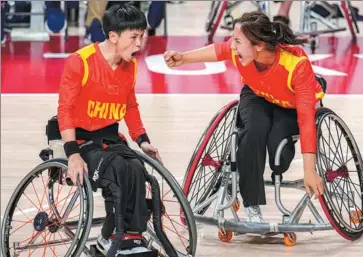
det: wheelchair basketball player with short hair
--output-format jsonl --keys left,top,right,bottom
{"left": 164, "top": 11, "right": 325, "bottom": 223}
{"left": 57, "top": 4, "right": 161, "bottom": 257}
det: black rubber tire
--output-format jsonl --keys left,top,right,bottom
{"left": 1, "top": 158, "right": 94, "bottom": 257}
{"left": 136, "top": 151, "right": 198, "bottom": 257}
{"left": 316, "top": 107, "right": 363, "bottom": 240}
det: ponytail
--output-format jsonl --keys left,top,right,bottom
{"left": 272, "top": 21, "right": 308, "bottom": 45}
{"left": 234, "top": 11, "right": 309, "bottom": 50}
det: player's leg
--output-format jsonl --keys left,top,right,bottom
{"left": 81, "top": 145, "right": 149, "bottom": 256}
{"left": 96, "top": 157, "right": 149, "bottom": 256}
{"left": 237, "top": 86, "right": 273, "bottom": 223}
{"left": 273, "top": 0, "right": 293, "bottom": 25}
{"left": 267, "top": 106, "right": 299, "bottom": 177}
{"left": 84, "top": 0, "right": 108, "bottom": 42}
{"left": 1, "top": 1, "right": 8, "bottom": 44}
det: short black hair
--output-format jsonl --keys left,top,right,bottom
{"left": 102, "top": 3, "right": 147, "bottom": 39}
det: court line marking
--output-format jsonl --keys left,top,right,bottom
{"left": 0, "top": 159, "right": 303, "bottom": 220}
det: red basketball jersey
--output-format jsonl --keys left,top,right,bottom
{"left": 215, "top": 39, "right": 325, "bottom": 153}
{"left": 58, "top": 43, "right": 146, "bottom": 142}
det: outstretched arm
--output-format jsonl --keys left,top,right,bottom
{"left": 164, "top": 38, "right": 233, "bottom": 67}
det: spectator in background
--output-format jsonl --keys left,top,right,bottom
{"left": 147, "top": 1, "right": 166, "bottom": 36}
{"left": 84, "top": 1, "right": 164, "bottom": 43}
{"left": 1, "top": 1, "right": 8, "bottom": 44}
{"left": 84, "top": 0, "right": 108, "bottom": 43}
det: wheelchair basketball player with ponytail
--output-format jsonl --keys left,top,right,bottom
{"left": 164, "top": 11, "right": 325, "bottom": 223}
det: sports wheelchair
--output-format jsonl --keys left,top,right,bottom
{"left": 1, "top": 118, "right": 197, "bottom": 257}
{"left": 205, "top": 1, "right": 360, "bottom": 53}
{"left": 182, "top": 75, "right": 363, "bottom": 246}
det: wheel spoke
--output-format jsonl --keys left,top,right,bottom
{"left": 317, "top": 109, "right": 363, "bottom": 238}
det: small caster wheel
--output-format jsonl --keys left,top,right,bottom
{"left": 224, "top": 14, "right": 233, "bottom": 26}
{"left": 218, "top": 230, "right": 233, "bottom": 242}
{"left": 232, "top": 199, "right": 240, "bottom": 212}
{"left": 350, "top": 209, "right": 362, "bottom": 224}
{"left": 283, "top": 232, "right": 297, "bottom": 246}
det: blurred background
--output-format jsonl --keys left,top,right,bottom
{"left": 1, "top": 0, "right": 363, "bottom": 94}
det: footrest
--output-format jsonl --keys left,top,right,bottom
{"left": 89, "top": 244, "right": 159, "bottom": 257}
{"left": 116, "top": 249, "right": 159, "bottom": 257}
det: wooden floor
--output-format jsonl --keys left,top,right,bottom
{"left": 1, "top": 94, "right": 363, "bottom": 257}
{"left": 2, "top": 1, "right": 363, "bottom": 257}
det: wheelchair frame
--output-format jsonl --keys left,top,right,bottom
{"left": 190, "top": 100, "right": 332, "bottom": 239}
{"left": 1, "top": 137, "right": 198, "bottom": 257}
{"left": 205, "top": 0, "right": 271, "bottom": 42}
{"left": 182, "top": 81, "right": 363, "bottom": 245}
{"left": 205, "top": 0, "right": 359, "bottom": 53}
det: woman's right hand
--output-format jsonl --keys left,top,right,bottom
{"left": 67, "top": 153, "right": 88, "bottom": 185}
{"left": 163, "top": 51, "right": 184, "bottom": 67}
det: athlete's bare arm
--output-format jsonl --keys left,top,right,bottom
{"left": 164, "top": 44, "right": 219, "bottom": 67}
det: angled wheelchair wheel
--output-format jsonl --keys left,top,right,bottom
{"left": 136, "top": 151, "right": 197, "bottom": 257}
{"left": 205, "top": 1, "right": 221, "bottom": 32}
{"left": 316, "top": 107, "right": 363, "bottom": 240}
{"left": 1, "top": 159, "right": 94, "bottom": 257}
{"left": 206, "top": 1, "right": 228, "bottom": 41}
{"left": 340, "top": 1, "right": 359, "bottom": 43}
{"left": 183, "top": 100, "right": 239, "bottom": 216}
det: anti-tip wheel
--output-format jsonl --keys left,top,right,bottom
{"left": 218, "top": 230, "right": 233, "bottom": 243}
{"left": 283, "top": 232, "right": 297, "bottom": 246}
